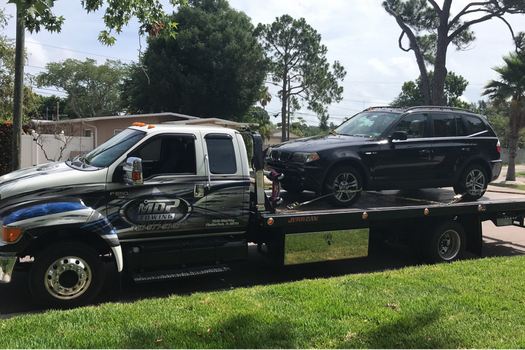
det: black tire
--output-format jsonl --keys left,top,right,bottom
{"left": 324, "top": 165, "right": 363, "bottom": 207}
{"left": 423, "top": 222, "right": 466, "bottom": 263}
{"left": 29, "top": 242, "right": 106, "bottom": 308}
{"left": 282, "top": 182, "right": 304, "bottom": 194}
{"left": 454, "top": 164, "right": 488, "bottom": 201}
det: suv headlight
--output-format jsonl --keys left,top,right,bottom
{"left": 292, "top": 152, "right": 320, "bottom": 163}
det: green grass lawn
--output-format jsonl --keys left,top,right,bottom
{"left": 2, "top": 256, "right": 525, "bottom": 348}
{"left": 491, "top": 182, "right": 525, "bottom": 191}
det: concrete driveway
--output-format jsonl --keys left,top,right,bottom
{"left": 1, "top": 188, "right": 525, "bottom": 318}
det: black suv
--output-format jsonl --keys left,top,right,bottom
{"left": 266, "top": 106, "right": 502, "bottom": 206}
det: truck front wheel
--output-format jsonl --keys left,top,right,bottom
{"left": 29, "top": 242, "right": 106, "bottom": 308}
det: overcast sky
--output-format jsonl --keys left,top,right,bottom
{"left": 3, "top": 0, "right": 525, "bottom": 125}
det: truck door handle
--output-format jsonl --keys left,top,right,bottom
{"left": 418, "top": 149, "right": 433, "bottom": 159}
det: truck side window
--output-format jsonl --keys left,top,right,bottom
{"left": 131, "top": 134, "right": 196, "bottom": 179}
{"left": 205, "top": 135, "right": 237, "bottom": 174}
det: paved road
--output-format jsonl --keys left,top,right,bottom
{"left": 1, "top": 188, "right": 524, "bottom": 318}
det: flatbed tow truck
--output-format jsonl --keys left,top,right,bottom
{"left": 0, "top": 123, "right": 523, "bottom": 307}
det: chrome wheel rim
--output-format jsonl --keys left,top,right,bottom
{"left": 438, "top": 229, "right": 461, "bottom": 261}
{"left": 44, "top": 256, "right": 92, "bottom": 300}
{"left": 333, "top": 172, "right": 359, "bottom": 203}
{"left": 465, "top": 169, "right": 486, "bottom": 197}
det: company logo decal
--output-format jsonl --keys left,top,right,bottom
{"left": 122, "top": 198, "right": 192, "bottom": 225}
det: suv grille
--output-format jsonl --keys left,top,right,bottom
{"left": 270, "top": 150, "right": 292, "bottom": 162}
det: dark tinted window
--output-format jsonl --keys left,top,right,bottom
{"left": 392, "top": 114, "right": 428, "bottom": 138}
{"left": 131, "top": 134, "right": 196, "bottom": 178}
{"left": 461, "top": 115, "right": 487, "bottom": 135}
{"left": 206, "top": 135, "right": 237, "bottom": 174}
{"left": 432, "top": 114, "right": 457, "bottom": 137}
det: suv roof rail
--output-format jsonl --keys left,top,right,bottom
{"left": 405, "top": 105, "right": 475, "bottom": 113}
{"left": 366, "top": 106, "right": 404, "bottom": 111}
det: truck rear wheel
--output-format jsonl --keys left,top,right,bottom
{"left": 29, "top": 242, "right": 106, "bottom": 308}
{"left": 423, "top": 222, "right": 466, "bottom": 263}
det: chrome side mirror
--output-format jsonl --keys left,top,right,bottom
{"left": 123, "top": 157, "right": 143, "bottom": 186}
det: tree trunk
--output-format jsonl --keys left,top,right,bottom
{"left": 507, "top": 99, "right": 524, "bottom": 181}
{"left": 281, "top": 74, "right": 287, "bottom": 142}
{"left": 12, "top": 3, "right": 25, "bottom": 171}
{"left": 432, "top": 3, "right": 451, "bottom": 106}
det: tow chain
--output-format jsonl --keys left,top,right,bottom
{"left": 286, "top": 188, "right": 363, "bottom": 210}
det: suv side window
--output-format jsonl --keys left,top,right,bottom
{"left": 205, "top": 134, "right": 237, "bottom": 174}
{"left": 461, "top": 115, "right": 487, "bottom": 135}
{"left": 131, "top": 134, "right": 197, "bottom": 179}
{"left": 432, "top": 113, "right": 457, "bottom": 137}
{"left": 392, "top": 114, "right": 428, "bottom": 139}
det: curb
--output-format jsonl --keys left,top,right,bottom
{"left": 487, "top": 187, "right": 525, "bottom": 195}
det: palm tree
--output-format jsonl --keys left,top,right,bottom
{"left": 484, "top": 52, "right": 525, "bottom": 181}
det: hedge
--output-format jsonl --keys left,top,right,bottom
{"left": 0, "top": 121, "right": 12, "bottom": 176}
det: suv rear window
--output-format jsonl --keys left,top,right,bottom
{"left": 460, "top": 115, "right": 487, "bottom": 135}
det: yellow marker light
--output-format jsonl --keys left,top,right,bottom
{"left": 147, "top": 124, "right": 156, "bottom": 129}
{"left": 362, "top": 211, "right": 368, "bottom": 220}
{"left": 2, "top": 226, "right": 22, "bottom": 243}
{"left": 424, "top": 208, "right": 430, "bottom": 216}
{"left": 132, "top": 122, "right": 146, "bottom": 127}
{"left": 267, "top": 217, "right": 275, "bottom": 226}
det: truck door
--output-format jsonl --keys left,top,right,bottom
{"left": 202, "top": 132, "right": 250, "bottom": 261}
{"left": 109, "top": 132, "right": 211, "bottom": 242}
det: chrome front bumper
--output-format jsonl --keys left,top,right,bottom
{"left": 0, "top": 254, "right": 16, "bottom": 283}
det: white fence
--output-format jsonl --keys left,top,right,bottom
{"left": 21, "top": 134, "right": 95, "bottom": 168}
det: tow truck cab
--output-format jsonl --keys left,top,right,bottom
{"left": 0, "top": 124, "right": 260, "bottom": 306}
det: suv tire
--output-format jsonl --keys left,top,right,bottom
{"left": 29, "top": 242, "right": 106, "bottom": 308}
{"left": 454, "top": 164, "right": 488, "bottom": 200}
{"left": 325, "top": 165, "right": 362, "bottom": 207}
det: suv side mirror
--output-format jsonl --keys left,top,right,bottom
{"left": 389, "top": 131, "right": 408, "bottom": 142}
{"left": 123, "top": 157, "right": 143, "bottom": 185}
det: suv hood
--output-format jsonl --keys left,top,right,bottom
{"left": 0, "top": 162, "right": 107, "bottom": 201}
{"left": 272, "top": 134, "right": 376, "bottom": 153}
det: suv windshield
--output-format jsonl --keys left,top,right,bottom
{"left": 335, "top": 111, "right": 401, "bottom": 138}
{"left": 83, "top": 128, "right": 146, "bottom": 168}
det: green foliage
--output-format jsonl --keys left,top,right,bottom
{"left": 483, "top": 48, "right": 525, "bottom": 180}
{"left": 242, "top": 106, "right": 272, "bottom": 141}
{"left": 256, "top": 15, "right": 346, "bottom": 140}
{"left": 36, "top": 95, "right": 69, "bottom": 120}
{"left": 36, "top": 58, "right": 128, "bottom": 118}
{"left": 3, "top": 257, "right": 525, "bottom": 347}
{"left": 0, "top": 121, "right": 12, "bottom": 175}
{"left": 122, "top": 0, "right": 267, "bottom": 120}
{"left": 8, "top": 0, "right": 187, "bottom": 45}
{"left": 392, "top": 71, "right": 469, "bottom": 108}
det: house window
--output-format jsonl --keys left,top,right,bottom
{"left": 114, "top": 129, "right": 123, "bottom": 136}
{"left": 84, "top": 129, "right": 92, "bottom": 137}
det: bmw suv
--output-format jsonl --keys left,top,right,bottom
{"left": 266, "top": 106, "right": 502, "bottom": 206}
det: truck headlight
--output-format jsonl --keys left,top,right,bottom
{"left": 1, "top": 226, "right": 22, "bottom": 243}
{"left": 292, "top": 152, "right": 320, "bottom": 163}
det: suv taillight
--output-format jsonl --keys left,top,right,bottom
{"left": 496, "top": 140, "right": 501, "bottom": 154}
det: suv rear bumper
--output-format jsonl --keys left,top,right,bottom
{"left": 490, "top": 160, "right": 503, "bottom": 181}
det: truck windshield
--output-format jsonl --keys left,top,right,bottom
{"left": 335, "top": 112, "right": 401, "bottom": 138}
{"left": 83, "top": 129, "right": 146, "bottom": 168}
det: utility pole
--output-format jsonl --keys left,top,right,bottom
{"left": 12, "top": 1, "right": 25, "bottom": 171}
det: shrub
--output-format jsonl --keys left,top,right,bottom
{"left": 0, "top": 122, "right": 12, "bottom": 175}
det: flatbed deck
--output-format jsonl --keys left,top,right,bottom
{"left": 260, "top": 188, "right": 525, "bottom": 233}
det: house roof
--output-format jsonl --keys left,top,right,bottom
{"left": 31, "top": 112, "right": 198, "bottom": 125}
{"left": 163, "top": 118, "right": 256, "bottom": 129}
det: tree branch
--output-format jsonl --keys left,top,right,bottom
{"left": 398, "top": 31, "right": 411, "bottom": 52}
{"left": 449, "top": 1, "right": 492, "bottom": 26}
{"left": 448, "top": 12, "right": 500, "bottom": 42}
{"left": 427, "top": 0, "right": 442, "bottom": 14}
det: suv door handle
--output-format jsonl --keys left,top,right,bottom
{"left": 461, "top": 147, "right": 471, "bottom": 152}
{"left": 418, "top": 149, "right": 432, "bottom": 155}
